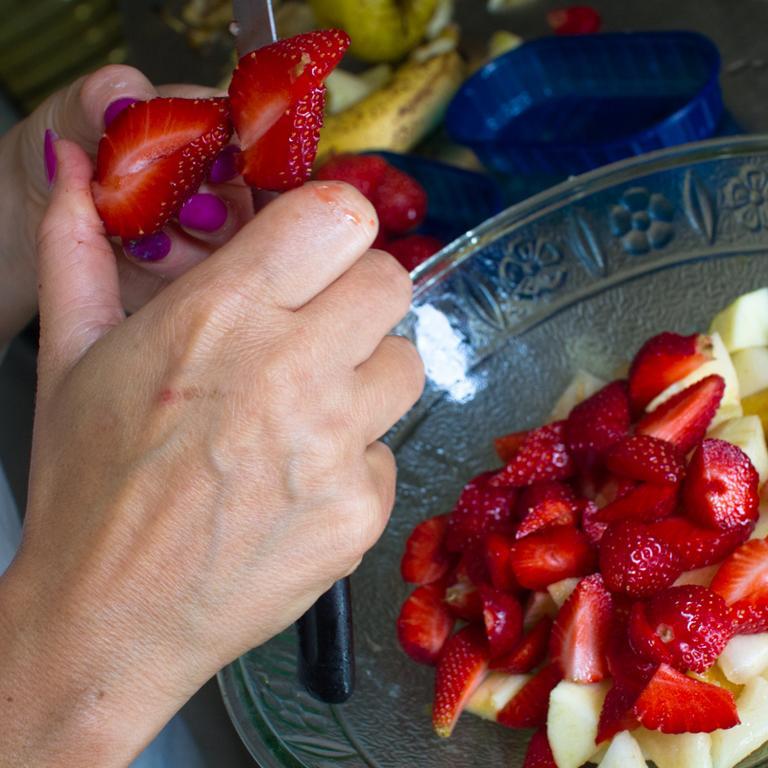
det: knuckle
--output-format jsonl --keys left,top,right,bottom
{"left": 389, "top": 335, "right": 425, "bottom": 397}
{"left": 367, "top": 249, "right": 413, "bottom": 308}
{"left": 332, "top": 486, "right": 386, "bottom": 559}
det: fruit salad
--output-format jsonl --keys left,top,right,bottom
{"left": 397, "top": 288, "right": 768, "bottom": 768}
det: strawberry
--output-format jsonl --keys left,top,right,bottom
{"left": 631, "top": 663, "right": 739, "bottom": 733}
{"left": 400, "top": 515, "right": 452, "bottom": 585}
{"left": 564, "top": 381, "right": 631, "bottom": 472}
{"left": 491, "top": 617, "right": 553, "bottom": 673}
{"left": 510, "top": 526, "right": 597, "bottom": 590}
{"left": 371, "top": 165, "right": 428, "bottom": 235}
{"left": 497, "top": 663, "right": 562, "bottom": 729}
{"left": 549, "top": 574, "right": 613, "bottom": 683}
{"left": 396, "top": 582, "right": 454, "bottom": 665}
{"left": 605, "top": 435, "right": 686, "bottom": 485}
{"left": 492, "top": 422, "right": 575, "bottom": 488}
{"left": 711, "top": 537, "right": 768, "bottom": 605}
{"left": 446, "top": 471, "right": 517, "bottom": 552}
{"left": 595, "top": 483, "right": 679, "bottom": 525}
{"left": 580, "top": 499, "right": 608, "bottom": 545}
{"left": 683, "top": 439, "right": 760, "bottom": 531}
{"left": 523, "top": 728, "right": 557, "bottom": 768}
{"left": 596, "top": 684, "right": 640, "bottom": 743}
{"left": 648, "top": 516, "right": 751, "bottom": 570}
{"left": 547, "top": 5, "right": 602, "bottom": 35}
{"left": 516, "top": 481, "right": 580, "bottom": 539}
{"left": 444, "top": 554, "right": 484, "bottom": 622}
{"left": 494, "top": 430, "right": 528, "bottom": 464}
{"left": 479, "top": 585, "right": 524, "bottom": 658}
{"left": 313, "top": 153, "right": 389, "bottom": 197}
{"left": 485, "top": 533, "right": 518, "bottom": 592}
{"left": 432, "top": 625, "right": 489, "bottom": 737}
{"left": 730, "top": 599, "right": 768, "bottom": 634}
{"left": 594, "top": 475, "right": 637, "bottom": 507}
{"left": 387, "top": 234, "right": 444, "bottom": 272}
{"left": 599, "top": 521, "right": 682, "bottom": 597}
{"left": 628, "top": 332, "right": 712, "bottom": 413}
{"left": 636, "top": 374, "right": 725, "bottom": 454}
{"left": 628, "top": 586, "right": 733, "bottom": 673}
{"left": 92, "top": 97, "right": 232, "bottom": 238}
{"left": 606, "top": 626, "right": 657, "bottom": 693}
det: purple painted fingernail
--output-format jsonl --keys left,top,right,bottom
{"left": 178, "top": 193, "right": 228, "bottom": 232}
{"left": 208, "top": 145, "right": 240, "bottom": 184}
{"left": 124, "top": 231, "right": 172, "bottom": 262}
{"left": 44, "top": 129, "right": 58, "bottom": 188}
{"left": 104, "top": 97, "right": 139, "bottom": 128}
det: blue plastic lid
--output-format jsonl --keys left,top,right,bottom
{"left": 445, "top": 31, "right": 723, "bottom": 176}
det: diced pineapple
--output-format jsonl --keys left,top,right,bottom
{"left": 732, "top": 346, "right": 768, "bottom": 398}
{"left": 708, "top": 415, "right": 768, "bottom": 486}
{"left": 549, "top": 370, "right": 606, "bottom": 421}
{"left": 547, "top": 577, "right": 581, "bottom": 608}
{"left": 718, "top": 634, "right": 768, "bottom": 685}
{"left": 710, "top": 288, "right": 768, "bottom": 352}
{"left": 743, "top": 387, "right": 768, "bottom": 436}
{"left": 674, "top": 565, "right": 719, "bottom": 588}
{"left": 465, "top": 672, "right": 529, "bottom": 721}
{"left": 635, "top": 729, "right": 712, "bottom": 768}
{"left": 711, "top": 676, "right": 768, "bottom": 768}
{"left": 598, "top": 731, "right": 646, "bottom": 768}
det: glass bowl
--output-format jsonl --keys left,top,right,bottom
{"left": 219, "top": 135, "right": 768, "bottom": 768}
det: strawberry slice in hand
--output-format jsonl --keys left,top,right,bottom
{"left": 92, "top": 97, "right": 232, "bottom": 239}
{"left": 396, "top": 582, "right": 454, "bottom": 665}
{"left": 400, "top": 514, "right": 451, "bottom": 585}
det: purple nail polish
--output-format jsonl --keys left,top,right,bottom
{"left": 208, "top": 145, "right": 240, "bottom": 184}
{"left": 178, "top": 193, "right": 228, "bottom": 233}
{"left": 124, "top": 231, "right": 171, "bottom": 262}
{"left": 104, "top": 97, "right": 139, "bottom": 128}
{"left": 44, "top": 129, "right": 58, "bottom": 188}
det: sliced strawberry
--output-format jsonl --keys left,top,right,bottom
{"left": 683, "top": 439, "right": 760, "bottom": 532}
{"left": 371, "top": 165, "right": 428, "bottom": 235}
{"left": 516, "top": 481, "right": 580, "bottom": 539}
{"left": 313, "top": 152, "right": 389, "bottom": 197}
{"left": 494, "top": 430, "right": 528, "bottom": 464}
{"left": 400, "top": 514, "right": 451, "bottom": 585}
{"left": 444, "top": 554, "right": 484, "bottom": 622}
{"left": 636, "top": 374, "right": 725, "bottom": 454}
{"left": 628, "top": 332, "right": 712, "bottom": 413}
{"left": 485, "top": 533, "right": 518, "bottom": 592}
{"left": 492, "top": 422, "right": 575, "bottom": 488}
{"left": 396, "top": 582, "right": 454, "bottom": 665}
{"left": 580, "top": 499, "right": 608, "bottom": 545}
{"left": 92, "top": 97, "right": 232, "bottom": 238}
{"left": 549, "top": 574, "right": 613, "bottom": 683}
{"left": 595, "top": 483, "right": 679, "bottom": 525}
{"left": 388, "top": 234, "right": 444, "bottom": 272}
{"left": 564, "top": 381, "right": 630, "bottom": 473}
{"left": 632, "top": 663, "right": 739, "bottom": 733}
{"left": 594, "top": 474, "right": 637, "bottom": 507}
{"left": 491, "top": 617, "right": 553, "bottom": 673}
{"left": 479, "top": 585, "right": 524, "bottom": 658}
{"left": 446, "top": 471, "right": 517, "bottom": 552}
{"left": 711, "top": 537, "right": 768, "bottom": 605}
{"left": 605, "top": 435, "right": 685, "bottom": 485}
{"left": 523, "top": 728, "right": 557, "bottom": 768}
{"left": 497, "top": 663, "right": 562, "bottom": 729}
{"left": 607, "top": 627, "right": 657, "bottom": 693}
{"left": 547, "top": 5, "right": 602, "bottom": 35}
{"left": 432, "top": 626, "right": 489, "bottom": 737}
{"left": 596, "top": 684, "right": 640, "bottom": 743}
{"left": 510, "top": 526, "right": 597, "bottom": 590}
{"left": 730, "top": 599, "right": 768, "bottom": 634}
{"left": 599, "top": 521, "right": 683, "bottom": 597}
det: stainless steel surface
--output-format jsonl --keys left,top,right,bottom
{"left": 233, "top": 0, "right": 277, "bottom": 55}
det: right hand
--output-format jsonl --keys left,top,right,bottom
{"left": 0, "top": 138, "right": 424, "bottom": 767}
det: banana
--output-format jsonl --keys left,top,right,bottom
{"left": 325, "top": 65, "right": 393, "bottom": 115}
{"left": 316, "top": 48, "right": 464, "bottom": 161}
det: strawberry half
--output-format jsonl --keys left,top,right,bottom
{"left": 396, "top": 582, "right": 454, "bottom": 665}
{"left": 432, "top": 626, "right": 489, "bottom": 737}
{"left": 636, "top": 374, "right": 725, "bottom": 454}
{"left": 485, "top": 533, "right": 518, "bottom": 592}
{"left": 594, "top": 482, "right": 679, "bottom": 525}
{"left": 400, "top": 514, "right": 451, "bottom": 585}
{"left": 628, "top": 332, "right": 712, "bottom": 413}
{"left": 494, "top": 430, "right": 528, "bottom": 464}
{"left": 731, "top": 599, "right": 768, "bottom": 634}
{"left": 313, "top": 152, "right": 389, "bottom": 197}
{"left": 683, "top": 439, "right": 760, "bottom": 532}
{"left": 370, "top": 164, "right": 428, "bottom": 235}
{"left": 516, "top": 481, "right": 580, "bottom": 539}
{"left": 549, "top": 574, "right": 613, "bottom": 683}
{"left": 580, "top": 499, "right": 608, "bottom": 545}
{"left": 711, "top": 537, "right": 768, "bottom": 605}
{"left": 479, "top": 585, "right": 524, "bottom": 658}
{"left": 491, "top": 616, "right": 553, "bottom": 673}
{"left": 596, "top": 684, "right": 640, "bottom": 743}
{"left": 523, "top": 728, "right": 557, "bottom": 768}
{"left": 497, "top": 663, "right": 562, "bottom": 729}
{"left": 92, "top": 97, "right": 232, "bottom": 238}
{"left": 631, "top": 663, "right": 739, "bottom": 733}
{"left": 444, "top": 556, "right": 484, "bottom": 622}
{"left": 605, "top": 435, "right": 685, "bottom": 485}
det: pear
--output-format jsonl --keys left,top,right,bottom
{"left": 598, "top": 731, "right": 646, "bottom": 768}
{"left": 634, "top": 729, "right": 712, "bottom": 768}
{"left": 710, "top": 288, "right": 768, "bottom": 353}
{"left": 732, "top": 346, "right": 768, "bottom": 398}
{"left": 711, "top": 676, "right": 768, "bottom": 768}
{"left": 547, "top": 577, "right": 581, "bottom": 608}
{"left": 674, "top": 564, "right": 719, "bottom": 588}
{"left": 708, "top": 415, "right": 768, "bottom": 487}
{"left": 549, "top": 370, "right": 606, "bottom": 421}
{"left": 718, "top": 633, "right": 768, "bottom": 685}
{"left": 465, "top": 672, "right": 529, "bottom": 721}
{"left": 743, "top": 388, "right": 768, "bottom": 436}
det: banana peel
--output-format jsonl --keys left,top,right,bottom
{"left": 316, "top": 47, "right": 464, "bottom": 162}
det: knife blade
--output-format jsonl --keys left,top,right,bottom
{"left": 232, "top": 0, "right": 277, "bottom": 55}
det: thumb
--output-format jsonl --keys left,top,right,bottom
{"left": 36, "top": 138, "right": 124, "bottom": 387}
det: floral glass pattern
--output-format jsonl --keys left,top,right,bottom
{"left": 498, "top": 238, "right": 567, "bottom": 299}
{"left": 722, "top": 167, "right": 768, "bottom": 232}
{"left": 610, "top": 187, "right": 675, "bottom": 255}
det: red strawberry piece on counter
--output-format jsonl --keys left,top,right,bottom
{"left": 485, "top": 533, "right": 518, "bottom": 592}
{"left": 596, "top": 684, "right": 641, "bottom": 743}
{"left": 628, "top": 332, "right": 713, "bottom": 414}
{"left": 400, "top": 514, "right": 452, "bottom": 585}
{"left": 446, "top": 471, "right": 517, "bottom": 552}
{"left": 631, "top": 663, "right": 739, "bottom": 734}
{"left": 511, "top": 526, "right": 597, "bottom": 590}
{"left": 606, "top": 435, "right": 686, "bottom": 485}
{"left": 396, "top": 582, "right": 454, "bottom": 665}
{"left": 550, "top": 574, "right": 613, "bottom": 683}
{"left": 683, "top": 439, "right": 760, "bottom": 532}
{"left": 432, "top": 625, "right": 489, "bottom": 737}
{"left": 564, "top": 381, "right": 630, "bottom": 473}
{"left": 313, "top": 152, "right": 389, "bottom": 197}
{"left": 547, "top": 5, "right": 602, "bottom": 35}
{"left": 479, "top": 585, "right": 524, "bottom": 658}
{"left": 387, "top": 234, "right": 444, "bottom": 272}
{"left": 497, "top": 663, "right": 563, "bottom": 729}
{"left": 636, "top": 374, "right": 725, "bottom": 454}
{"left": 730, "top": 599, "right": 768, "bottom": 634}
{"left": 595, "top": 482, "right": 679, "bottom": 525}
{"left": 371, "top": 165, "right": 428, "bottom": 235}
{"left": 580, "top": 499, "right": 608, "bottom": 545}
{"left": 492, "top": 421, "right": 575, "bottom": 488}
{"left": 516, "top": 481, "right": 580, "bottom": 539}
{"left": 628, "top": 585, "right": 733, "bottom": 673}
{"left": 599, "top": 520, "right": 683, "bottom": 597}
{"left": 711, "top": 537, "right": 768, "bottom": 606}
{"left": 494, "top": 430, "right": 529, "bottom": 464}
{"left": 491, "top": 616, "right": 553, "bottom": 673}
{"left": 92, "top": 97, "right": 232, "bottom": 239}
{"left": 523, "top": 728, "right": 557, "bottom": 768}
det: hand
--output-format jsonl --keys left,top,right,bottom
{"left": 0, "top": 65, "right": 254, "bottom": 346}
{"left": 0, "top": 139, "right": 424, "bottom": 767}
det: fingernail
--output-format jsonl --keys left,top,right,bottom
{"left": 104, "top": 97, "right": 139, "bottom": 128}
{"left": 124, "top": 231, "right": 172, "bottom": 262}
{"left": 178, "top": 193, "right": 228, "bottom": 232}
{"left": 44, "top": 129, "right": 58, "bottom": 188}
{"left": 208, "top": 145, "right": 240, "bottom": 184}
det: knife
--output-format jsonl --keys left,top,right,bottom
{"left": 231, "top": 0, "right": 355, "bottom": 706}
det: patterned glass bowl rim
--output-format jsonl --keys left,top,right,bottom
{"left": 218, "top": 134, "right": 768, "bottom": 765}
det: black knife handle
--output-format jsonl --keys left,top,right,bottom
{"left": 296, "top": 577, "right": 354, "bottom": 704}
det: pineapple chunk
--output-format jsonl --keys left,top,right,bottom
{"left": 549, "top": 370, "right": 606, "bottom": 421}
{"left": 718, "top": 633, "right": 768, "bottom": 685}
{"left": 635, "top": 729, "right": 712, "bottom": 768}
{"left": 598, "top": 731, "right": 646, "bottom": 768}
{"left": 547, "top": 681, "right": 609, "bottom": 768}
{"left": 710, "top": 288, "right": 768, "bottom": 352}
{"left": 708, "top": 415, "right": 768, "bottom": 486}
{"left": 465, "top": 672, "right": 529, "bottom": 721}
{"left": 711, "top": 676, "right": 768, "bottom": 768}
{"left": 547, "top": 577, "right": 581, "bottom": 608}
{"left": 732, "top": 346, "right": 768, "bottom": 398}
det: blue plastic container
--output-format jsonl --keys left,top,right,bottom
{"left": 445, "top": 31, "right": 723, "bottom": 176}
